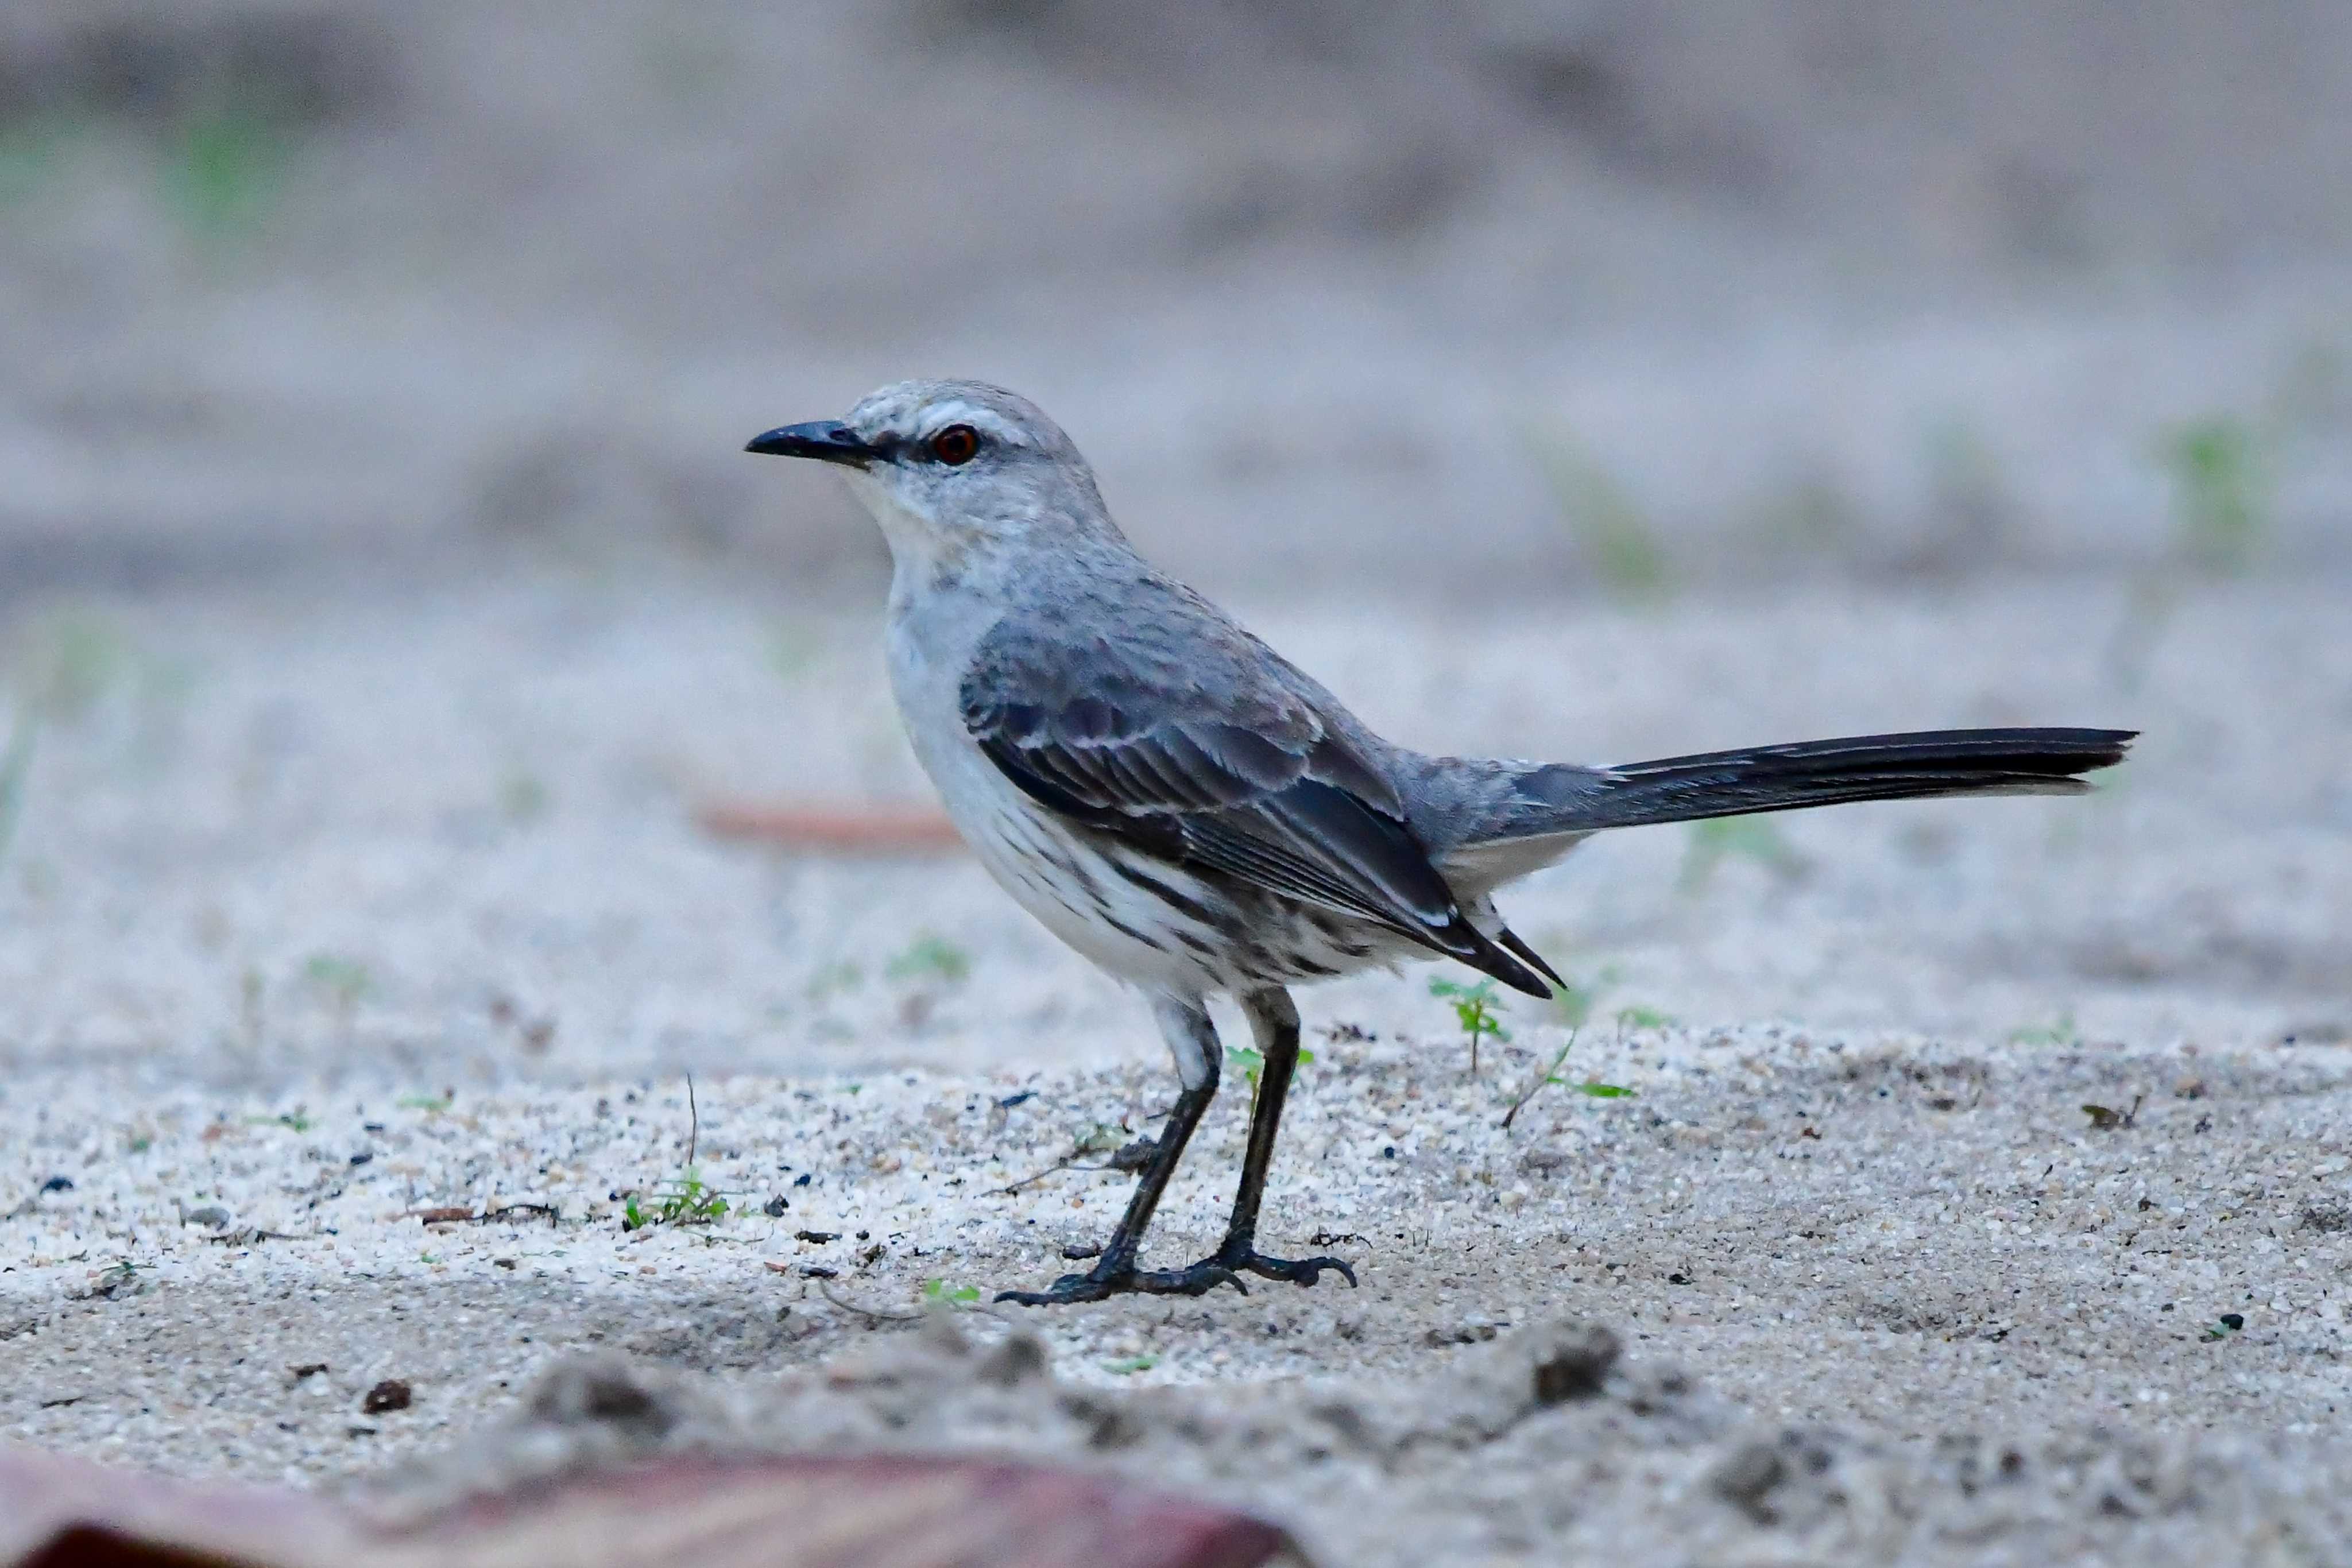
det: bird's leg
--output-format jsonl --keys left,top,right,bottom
{"left": 1196, "top": 986, "right": 1357, "bottom": 1290}
{"left": 997, "top": 997, "right": 1244, "bottom": 1305}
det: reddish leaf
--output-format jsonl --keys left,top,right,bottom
{"left": 0, "top": 1445, "right": 1294, "bottom": 1568}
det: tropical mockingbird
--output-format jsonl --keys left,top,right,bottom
{"left": 747, "top": 380, "right": 2132, "bottom": 1306}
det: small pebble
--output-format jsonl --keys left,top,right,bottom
{"left": 362, "top": 1379, "right": 413, "bottom": 1415}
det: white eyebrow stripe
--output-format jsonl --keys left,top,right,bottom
{"left": 918, "top": 402, "right": 1024, "bottom": 446}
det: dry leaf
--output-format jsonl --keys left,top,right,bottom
{"left": 0, "top": 1445, "right": 1293, "bottom": 1568}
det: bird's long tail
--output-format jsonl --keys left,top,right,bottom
{"left": 1535, "top": 726, "right": 2134, "bottom": 833}
{"left": 1437, "top": 725, "right": 2131, "bottom": 996}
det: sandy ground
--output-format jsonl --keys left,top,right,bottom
{"left": 6, "top": 10, "right": 2352, "bottom": 1558}
{"left": 11, "top": 2, "right": 2352, "bottom": 610}
{"left": 3, "top": 566, "right": 2348, "bottom": 1563}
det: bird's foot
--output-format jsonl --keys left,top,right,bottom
{"left": 996, "top": 1254, "right": 1246, "bottom": 1306}
{"left": 996, "top": 1240, "right": 1357, "bottom": 1306}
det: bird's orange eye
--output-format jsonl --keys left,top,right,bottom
{"left": 929, "top": 424, "right": 980, "bottom": 466}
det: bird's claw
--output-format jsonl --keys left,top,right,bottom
{"left": 1215, "top": 1246, "right": 1357, "bottom": 1290}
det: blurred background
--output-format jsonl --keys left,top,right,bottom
{"left": 2, "top": 0, "right": 2347, "bottom": 1083}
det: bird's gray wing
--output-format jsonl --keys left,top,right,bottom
{"left": 958, "top": 619, "right": 1552, "bottom": 995}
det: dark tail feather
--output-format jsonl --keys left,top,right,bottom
{"left": 1456, "top": 924, "right": 1558, "bottom": 1000}
{"left": 1496, "top": 927, "right": 1565, "bottom": 992}
{"left": 1565, "top": 727, "right": 2134, "bottom": 831}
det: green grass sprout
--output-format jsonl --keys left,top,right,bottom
{"left": 1502, "top": 1008, "right": 1646, "bottom": 1129}
{"left": 1224, "top": 1042, "right": 1314, "bottom": 1090}
{"left": 1525, "top": 430, "right": 1672, "bottom": 601}
{"left": 301, "top": 953, "right": 373, "bottom": 1039}
{"left": 622, "top": 1075, "right": 733, "bottom": 1230}
{"left": 1679, "top": 817, "right": 1806, "bottom": 894}
{"left": 2158, "top": 416, "right": 2270, "bottom": 574}
{"left": 2008, "top": 1012, "right": 2080, "bottom": 1048}
{"left": 887, "top": 935, "right": 972, "bottom": 985}
{"left": 1430, "top": 977, "right": 1510, "bottom": 1078}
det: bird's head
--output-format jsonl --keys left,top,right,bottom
{"left": 746, "top": 380, "right": 1111, "bottom": 572}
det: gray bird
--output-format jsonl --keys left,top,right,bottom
{"left": 747, "top": 380, "right": 2132, "bottom": 1306}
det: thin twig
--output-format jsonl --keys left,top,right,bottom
{"left": 404, "top": 1202, "right": 563, "bottom": 1226}
{"left": 998, "top": 1152, "right": 1150, "bottom": 1195}
{"left": 686, "top": 1073, "right": 699, "bottom": 1169}
{"left": 694, "top": 801, "right": 964, "bottom": 854}
{"left": 997, "top": 1158, "right": 1092, "bottom": 1194}
{"left": 816, "top": 1280, "right": 923, "bottom": 1322}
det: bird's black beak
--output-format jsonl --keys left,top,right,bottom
{"left": 743, "top": 421, "right": 877, "bottom": 467}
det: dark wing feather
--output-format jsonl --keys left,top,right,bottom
{"left": 961, "top": 626, "right": 1550, "bottom": 997}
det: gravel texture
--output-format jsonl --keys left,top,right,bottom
{"left": 3, "top": 570, "right": 2348, "bottom": 1564}
{"left": 6, "top": 6, "right": 2352, "bottom": 1561}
